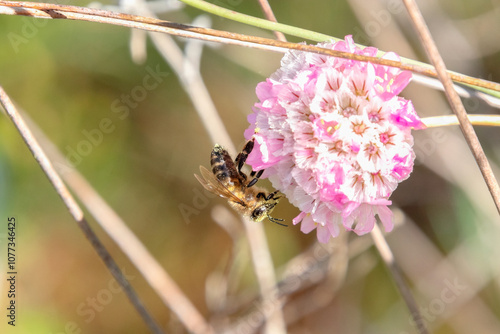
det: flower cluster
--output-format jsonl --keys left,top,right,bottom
{"left": 244, "top": 36, "right": 425, "bottom": 243}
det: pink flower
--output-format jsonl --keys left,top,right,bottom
{"left": 245, "top": 36, "right": 425, "bottom": 243}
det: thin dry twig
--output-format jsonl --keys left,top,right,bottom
{"left": 412, "top": 74, "right": 500, "bottom": 109}
{"left": 371, "top": 225, "right": 429, "bottom": 334}
{"left": 0, "top": 0, "right": 499, "bottom": 92}
{"left": 402, "top": 0, "right": 500, "bottom": 216}
{"left": 0, "top": 86, "right": 164, "bottom": 334}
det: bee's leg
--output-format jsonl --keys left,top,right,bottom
{"left": 236, "top": 139, "right": 264, "bottom": 187}
{"left": 247, "top": 170, "right": 264, "bottom": 188}
{"left": 256, "top": 192, "right": 264, "bottom": 199}
{"left": 249, "top": 169, "right": 263, "bottom": 178}
{"left": 269, "top": 216, "right": 287, "bottom": 226}
{"left": 235, "top": 139, "right": 255, "bottom": 174}
{"left": 265, "top": 190, "right": 280, "bottom": 201}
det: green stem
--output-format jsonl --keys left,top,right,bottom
{"left": 179, "top": 0, "right": 500, "bottom": 99}
{"left": 179, "top": 0, "right": 334, "bottom": 42}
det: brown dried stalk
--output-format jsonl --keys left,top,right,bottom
{"left": 0, "top": 86, "right": 164, "bottom": 334}
{"left": 371, "top": 225, "right": 429, "bottom": 334}
{"left": 402, "top": 0, "right": 500, "bottom": 216}
{"left": 0, "top": 0, "right": 498, "bottom": 92}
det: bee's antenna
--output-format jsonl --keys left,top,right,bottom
{"left": 269, "top": 215, "right": 287, "bottom": 227}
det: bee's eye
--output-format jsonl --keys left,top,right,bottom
{"left": 251, "top": 206, "right": 267, "bottom": 221}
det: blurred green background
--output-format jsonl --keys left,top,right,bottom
{"left": 1, "top": 0, "right": 500, "bottom": 333}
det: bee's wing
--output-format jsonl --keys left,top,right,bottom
{"left": 195, "top": 166, "right": 246, "bottom": 206}
{"left": 194, "top": 166, "right": 215, "bottom": 192}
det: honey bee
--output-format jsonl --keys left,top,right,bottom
{"left": 195, "top": 139, "right": 285, "bottom": 226}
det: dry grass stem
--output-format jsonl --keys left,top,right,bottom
{"left": 402, "top": 0, "right": 500, "bottom": 216}
{"left": 412, "top": 74, "right": 500, "bottom": 109}
{"left": 371, "top": 225, "right": 429, "bottom": 334}
{"left": 0, "top": 86, "right": 164, "bottom": 334}
{"left": 0, "top": 1, "right": 498, "bottom": 92}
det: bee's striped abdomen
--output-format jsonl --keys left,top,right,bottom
{"left": 211, "top": 144, "right": 239, "bottom": 183}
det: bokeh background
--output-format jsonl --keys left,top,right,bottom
{"left": 1, "top": 0, "right": 500, "bottom": 333}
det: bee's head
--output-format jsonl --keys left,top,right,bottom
{"left": 251, "top": 202, "right": 286, "bottom": 227}
{"left": 251, "top": 204, "right": 275, "bottom": 222}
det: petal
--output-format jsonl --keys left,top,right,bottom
{"left": 327, "top": 215, "right": 342, "bottom": 237}
{"left": 300, "top": 214, "right": 317, "bottom": 234}
{"left": 375, "top": 204, "right": 394, "bottom": 232}
{"left": 352, "top": 205, "right": 376, "bottom": 235}
{"left": 390, "top": 100, "right": 426, "bottom": 129}
{"left": 316, "top": 225, "right": 332, "bottom": 243}
{"left": 292, "top": 211, "right": 307, "bottom": 225}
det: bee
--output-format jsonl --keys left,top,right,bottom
{"left": 195, "top": 139, "right": 286, "bottom": 226}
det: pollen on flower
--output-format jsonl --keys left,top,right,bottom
{"left": 332, "top": 140, "right": 345, "bottom": 155}
{"left": 351, "top": 120, "right": 368, "bottom": 135}
{"left": 365, "top": 143, "right": 380, "bottom": 160}
{"left": 368, "top": 107, "right": 383, "bottom": 123}
{"left": 352, "top": 81, "right": 368, "bottom": 96}
{"left": 379, "top": 131, "right": 395, "bottom": 145}
{"left": 244, "top": 35, "right": 425, "bottom": 243}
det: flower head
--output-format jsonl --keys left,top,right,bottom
{"left": 245, "top": 36, "right": 425, "bottom": 243}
